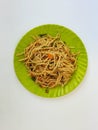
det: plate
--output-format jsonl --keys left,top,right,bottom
{"left": 14, "top": 24, "right": 88, "bottom": 98}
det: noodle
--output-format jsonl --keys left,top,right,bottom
{"left": 17, "top": 34, "right": 78, "bottom": 88}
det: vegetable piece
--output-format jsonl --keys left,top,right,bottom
{"left": 47, "top": 54, "right": 53, "bottom": 59}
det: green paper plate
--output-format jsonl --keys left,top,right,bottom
{"left": 14, "top": 24, "right": 88, "bottom": 98}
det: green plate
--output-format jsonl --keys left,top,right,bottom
{"left": 14, "top": 24, "right": 88, "bottom": 98}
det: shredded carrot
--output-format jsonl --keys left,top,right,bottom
{"left": 47, "top": 54, "right": 53, "bottom": 59}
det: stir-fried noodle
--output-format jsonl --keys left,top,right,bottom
{"left": 17, "top": 34, "right": 78, "bottom": 88}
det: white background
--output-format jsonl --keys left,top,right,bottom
{"left": 0, "top": 0, "right": 98, "bottom": 130}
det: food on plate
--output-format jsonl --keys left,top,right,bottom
{"left": 17, "top": 34, "right": 78, "bottom": 89}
